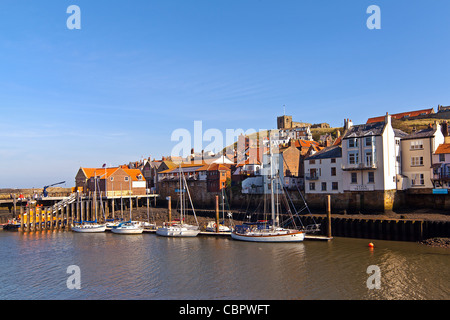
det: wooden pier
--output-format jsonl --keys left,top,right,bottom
{"left": 3, "top": 193, "right": 159, "bottom": 233}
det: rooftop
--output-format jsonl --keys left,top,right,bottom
{"left": 367, "top": 108, "right": 435, "bottom": 124}
{"left": 305, "top": 145, "right": 342, "bottom": 160}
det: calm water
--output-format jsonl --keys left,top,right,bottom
{"left": 0, "top": 230, "right": 448, "bottom": 300}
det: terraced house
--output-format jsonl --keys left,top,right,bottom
{"left": 399, "top": 122, "right": 444, "bottom": 190}
{"left": 341, "top": 114, "right": 406, "bottom": 211}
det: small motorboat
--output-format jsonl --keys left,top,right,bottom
{"left": 110, "top": 221, "right": 144, "bottom": 234}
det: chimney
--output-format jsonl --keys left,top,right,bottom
{"left": 442, "top": 121, "right": 448, "bottom": 137}
{"left": 344, "top": 118, "right": 353, "bottom": 131}
{"left": 385, "top": 112, "right": 391, "bottom": 126}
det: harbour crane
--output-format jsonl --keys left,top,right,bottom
{"left": 43, "top": 181, "right": 66, "bottom": 197}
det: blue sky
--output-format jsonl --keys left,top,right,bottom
{"left": 1, "top": 0, "right": 450, "bottom": 188}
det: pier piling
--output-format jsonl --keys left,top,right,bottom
{"left": 326, "top": 195, "right": 332, "bottom": 238}
{"left": 215, "top": 195, "right": 220, "bottom": 233}
{"left": 168, "top": 196, "right": 172, "bottom": 222}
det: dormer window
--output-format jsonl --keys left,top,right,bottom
{"left": 348, "top": 138, "right": 358, "bottom": 148}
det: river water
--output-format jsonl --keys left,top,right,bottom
{"left": 0, "top": 230, "right": 448, "bottom": 300}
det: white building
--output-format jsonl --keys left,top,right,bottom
{"left": 341, "top": 114, "right": 406, "bottom": 192}
{"left": 304, "top": 145, "right": 343, "bottom": 194}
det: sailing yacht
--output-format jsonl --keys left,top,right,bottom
{"left": 205, "top": 189, "right": 232, "bottom": 233}
{"left": 110, "top": 189, "right": 144, "bottom": 234}
{"left": 72, "top": 179, "right": 106, "bottom": 233}
{"left": 156, "top": 165, "right": 200, "bottom": 237}
{"left": 231, "top": 132, "right": 305, "bottom": 243}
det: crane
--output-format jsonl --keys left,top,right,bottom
{"left": 43, "top": 181, "right": 66, "bottom": 197}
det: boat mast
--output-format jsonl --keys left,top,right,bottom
{"left": 179, "top": 164, "right": 183, "bottom": 225}
{"left": 269, "top": 131, "right": 276, "bottom": 229}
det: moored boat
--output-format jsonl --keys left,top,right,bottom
{"left": 156, "top": 221, "right": 200, "bottom": 237}
{"left": 110, "top": 221, "right": 144, "bottom": 234}
{"left": 72, "top": 223, "right": 107, "bottom": 233}
{"left": 156, "top": 164, "right": 200, "bottom": 238}
{"left": 231, "top": 130, "right": 306, "bottom": 243}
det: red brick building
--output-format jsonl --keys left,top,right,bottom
{"left": 75, "top": 166, "right": 147, "bottom": 196}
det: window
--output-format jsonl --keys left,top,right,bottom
{"left": 439, "top": 154, "right": 445, "bottom": 162}
{"left": 309, "top": 182, "right": 315, "bottom": 191}
{"left": 365, "top": 151, "right": 373, "bottom": 166}
{"left": 351, "top": 172, "right": 357, "bottom": 184}
{"left": 331, "top": 158, "right": 336, "bottom": 163}
{"left": 368, "top": 172, "right": 375, "bottom": 183}
{"left": 411, "top": 156, "right": 424, "bottom": 166}
{"left": 365, "top": 137, "right": 373, "bottom": 147}
{"left": 321, "top": 182, "right": 327, "bottom": 191}
{"left": 411, "top": 140, "right": 424, "bottom": 150}
{"left": 110, "top": 177, "right": 114, "bottom": 182}
{"left": 348, "top": 138, "right": 358, "bottom": 148}
{"left": 309, "top": 160, "right": 315, "bottom": 164}
{"left": 412, "top": 174, "right": 425, "bottom": 186}
{"left": 125, "top": 176, "right": 129, "bottom": 181}
{"left": 349, "top": 151, "right": 359, "bottom": 165}
{"left": 332, "top": 182, "right": 338, "bottom": 190}
{"left": 331, "top": 167, "right": 336, "bottom": 176}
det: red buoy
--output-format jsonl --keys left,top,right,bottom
{"left": 368, "top": 242, "right": 374, "bottom": 248}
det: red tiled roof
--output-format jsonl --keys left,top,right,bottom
{"left": 435, "top": 144, "right": 450, "bottom": 154}
{"left": 367, "top": 108, "right": 434, "bottom": 124}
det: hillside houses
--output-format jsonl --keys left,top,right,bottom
{"left": 74, "top": 109, "right": 450, "bottom": 212}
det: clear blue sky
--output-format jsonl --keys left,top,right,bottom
{"left": 1, "top": 0, "right": 449, "bottom": 188}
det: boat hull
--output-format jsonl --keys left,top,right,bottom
{"left": 71, "top": 225, "right": 106, "bottom": 233}
{"left": 231, "top": 230, "right": 305, "bottom": 242}
{"left": 156, "top": 226, "right": 200, "bottom": 237}
{"left": 111, "top": 228, "right": 144, "bottom": 234}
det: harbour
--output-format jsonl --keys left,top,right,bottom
{"left": 0, "top": 230, "right": 448, "bottom": 300}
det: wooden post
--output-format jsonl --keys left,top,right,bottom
{"left": 13, "top": 194, "right": 17, "bottom": 218}
{"left": 168, "top": 196, "right": 172, "bottom": 222}
{"left": 112, "top": 198, "right": 115, "bottom": 220}
{"left": 120, "top": 196, "right": 123, "bottom": 220}
{"left": 20, "top": 205, "right": 24, "bottom": 232}
{"left": 80, "top": 199, "right": 84, "bottom": 223}
{"left": 146, "top": 197, "right": 150, "bottom": 224}
{"left": 105, "top": 199, "right": 109, "bottom": 223}
{"left": 36, "top": 206, "right": 41, "bottom": 231}
{"left": 43, "top": 207, "right": 48, "bottom": 230}
{"left": 327, "top": 195, "right": 332, "bottom": 238}
{"left": 50, "top": 206, "right": 54, "bottom": 231}
{"left": 26, "top": 208, "right": 31, "bottom": 232}
{"left": 56, "top": 207, "right": 60, "bottom": 230}
{"left": 86, "top": 200, "right": 90, "bottom": 222}
{"left": 31, "top": 206, "right": 36, "bottom": 232}
{"left": 215, "top": 195, "right": 220, "bottom": 233}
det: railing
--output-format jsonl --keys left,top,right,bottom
{"left": 342, "top": 162, "right": 378, "bottom": 171}
{"left": 432, "top": 173, "right": 450, "bottom": 180}
{"left": 305, "top": 174, "right": 319, "bottom": 181}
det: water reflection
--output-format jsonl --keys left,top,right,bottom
{"left": 0, "top": 232, "right": 448, "bottom": 300}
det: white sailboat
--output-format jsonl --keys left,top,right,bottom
{"left": 111, "top": 189, "right": 144, "bottom": 234}
{"left": 72, "top": 223, "right": 107, "bottom": 233}
{"left": 72, "top": 177, "right": 106, "bottom": 233}
{"left": 205, "top": 189, "right": 232, "bottom": 233}
{"left": 231, "top": 131, "right": 305, "bottom": 243}
{"left": 156, "top": 165, "right": 200, "bottom": 237}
